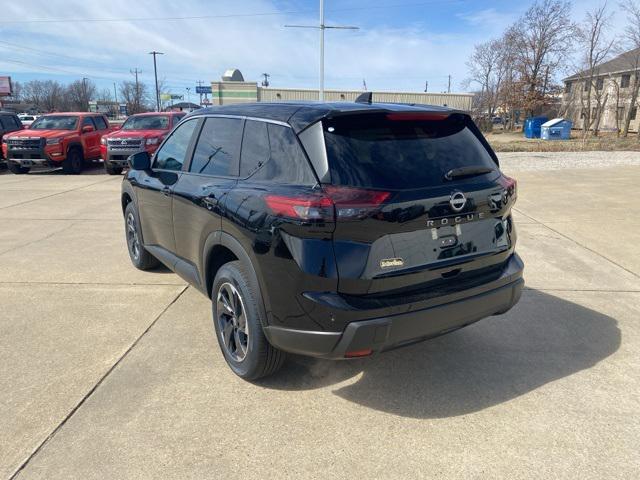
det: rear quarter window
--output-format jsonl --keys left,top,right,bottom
{"left": 242, "top": 122, "right": 316, "bottom": 184}
{"left": 323, "top": 113, "right": 497, "bottom": 189}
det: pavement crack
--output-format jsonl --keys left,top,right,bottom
{"left": 0, "top": 177, "right": 116, "bottom": 211}
{"left": 8, "top": 285, "right": 190, "bottom": 480}
{"left": 0, "top": 222, "right": 77, "bottom": 257}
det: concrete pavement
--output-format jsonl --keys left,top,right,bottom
{"left": 0, "top": 155, "right": 638, "bottom": 479}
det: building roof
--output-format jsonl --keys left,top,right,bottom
{"left": 565, "top": 47, "right": 640, "bottom": 81}
{"left": 187, "top": 101, "right": 462, "bottom": 133}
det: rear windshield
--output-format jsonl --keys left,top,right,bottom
{"left": 121, "top": 115, "right": 169, "bottom": 130}
{"left": 30, "top": 116, "right": 78, "bottom": 130}
{"left": 322, "top": 113, "right": 497, "bottom": 189}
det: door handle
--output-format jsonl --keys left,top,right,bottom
{"left": 161, "top": 186, "right": 171, "bottom": 196}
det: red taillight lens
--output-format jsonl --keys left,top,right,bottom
{"left": 264, "top": 194, "right": 333, "bottom": 221}
{"left": 498, "top": 175, "right": 517, "bottom": 200}
{"left": 265, "top": 187, "right": 390, "bottom": 221}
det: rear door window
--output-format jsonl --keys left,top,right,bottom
{"left": 82, "top": 117, "right": 96, "bottom": 129}
{"left": 189, "top": 117, "right": 243, "bottom": 176}
{"left": 323, "top": 113, "right": 497, "bottom": 189}
{"left": 93, "top": 116, "right": 108, "bottom": 130}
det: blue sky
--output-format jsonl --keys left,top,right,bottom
{"left": 0, "top": 0, "right": 627, "bottom": 98}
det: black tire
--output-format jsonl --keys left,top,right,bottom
{"left": 124, "top": 202, "right": 160, "bottom": 270}
{"left": 105, "top": 163, "right": 123, "bottom": 175}
{"left": 8, "top": 163, "right": 30, "bottom": 174}
{"left": 62, "top": 148, "right": 83, "bottom": 174}
{"left": 212, "top": 260, "right": 285, "bottom": 380}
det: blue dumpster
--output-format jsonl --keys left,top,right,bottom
{"left": 541, "top": 118, "right": 572, "bottom": 140}
{"left": 524, "top": 116, "right": 548, "bottom": 138}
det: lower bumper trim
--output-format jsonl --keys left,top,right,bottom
{"left": 264, "top": 276, "right": 524, "bottom": 360}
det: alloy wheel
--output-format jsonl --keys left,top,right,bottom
{"left": 216, "top": 282, "right": 249, "bottom": 362}
{"left": 126, "top": 212, "right": 141, "bottom": 260}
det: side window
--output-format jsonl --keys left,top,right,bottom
{"left": 173, "top": 114, "right": 185, "bottom": 127}
{"left": 81, "top": 117, "right": 96, "bottom": 129}
{"left": 93, "top": 116, "right": 108, "bottom": 130}
{"left": 240, "top": 120, "right": 270, "bottom": 177}
{"left": 153, "top": 119, "right": 198, "bottom": 171}
{"left": 0, "top": 116, "right": 6, "bottom": 129}
{"left": 248, "top": 124, "right": 316, "bottom": 184}
{"left": 189, "top": 117, "right": 243, "bottom": 176}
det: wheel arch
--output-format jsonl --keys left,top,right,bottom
{"left": 202, "top": 231, "right": 271, "bottom": 326}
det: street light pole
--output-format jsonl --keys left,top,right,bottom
{"left": 148, "top": 51, "right": 164, "bottom": 111}
{"left": 285, "top": 0, "right": 358, "bottom": 101}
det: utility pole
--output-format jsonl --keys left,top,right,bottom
{"left": 82, "top": 77, "right": 89, "bottom": 111}
{"left": 186, "top": 87, "right": 191, "bottom": 104}
{"left": 447, "top": 75, "right": 451, "bottom": 94}
{"left": 285, "top": 0, "right": 359, "bottom": 101}
{"left": 113, "top": 82, "right": 118, "bottom": 103}
{"left": 197, "top": 80, "right": 204, "bottom": 106}
{"left": 261, "top": 73, "right": 270, "bottom": 87}
{"left": 148, "top": 51, "right": 164, "bottom": 112}
{"left": 424, "top": 80, "right": 428, "bottom": 93}
{"left": 130, "top": 68, "right": 141, "bottom": 113}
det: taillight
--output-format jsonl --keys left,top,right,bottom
{"left": 264, "top": 186, "right": 390, "bottom": 222}
{"left": 264, "top": 194, "right": 333, "bottom": 221}
{"left": 498, "top": 175, "right": 517, "bottom": 201}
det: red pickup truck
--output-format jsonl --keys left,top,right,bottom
{"left": 2, "top": 112, "right": 113, "bottom": 174}
{"left": 100, "top": 112, "right": 185, "bottom": 175}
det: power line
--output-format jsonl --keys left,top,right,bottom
{"left": 2, "top": 1, "right": 468, "bottom": 24}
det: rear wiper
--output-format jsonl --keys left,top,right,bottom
{"left": 444, "top": 165, "right": 495, "bottom": 181}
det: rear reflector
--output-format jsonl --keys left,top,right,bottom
{"left": 264, "top": 186, "right": 390, "bottom": 222}
{"left": 345, "top": 348, "right": 373, "bottom": 358}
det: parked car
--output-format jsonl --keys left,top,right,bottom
{"left": 18, "top": 114, "right": 38, "bottom": 128}
{"left": 2, "top": 112, "right": 113, "bottom": 174}
{"left": 100, "top": 112, "right": 185, "bottom": 175}
{"left": 121, "top": 102, "right": 524, "bottom": 380}
{"left": 0, "top": 111, "right": 24, "bottom": 164}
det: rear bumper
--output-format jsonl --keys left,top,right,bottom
{"left": 264, "top": 253, "right": 524, "bottom": 359}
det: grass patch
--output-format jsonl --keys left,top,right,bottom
{"left": 486, "top": 130, "right": 640, "bottom": 152}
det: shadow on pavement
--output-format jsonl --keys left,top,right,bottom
{"left": 259, "top": 290, "right": 620, "bottom": 418}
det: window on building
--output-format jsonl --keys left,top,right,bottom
{"left": 621, "top": 74, "right": 631, "bottom": 89}
{"left": 631, "top": 107, "right": 638, "bottom": 120}
{"left": 583, "top": 81, "right": 589, "bottom": 91}
{"left": 595, "top": 78, "right": 604, "bottom": 90}
{"left": 564, "top": 82, "right": 572, "bottom": 94}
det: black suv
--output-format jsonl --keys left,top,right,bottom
{"left": 121, "top": 102, "right": 524, "bottom": 379}
{"left": 0, "top": 112, "right": 23, "bottom": 163}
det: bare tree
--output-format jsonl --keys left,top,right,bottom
{"left": 66, "top": 79, "right": 96, "bottom": 111}
{"left": 508, "top": 0, "right": 575, "bottom": 116}
{"left": 619, "top": 2, "right": 640, "bottom": 138}
{"left": 119, "top": 80, "right": 149, "bottom": 114}
{"left": 575, "top": 4, "right": 614, "bottom": 138}
{"left": 465, "top": 38, "right": 509, "bottom": 123}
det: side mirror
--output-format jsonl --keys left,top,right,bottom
{"left": 128, "top": 151, "right": 151, "bottom": 171}
{"left": 82, "top": 125, "right": 95, "bottom": 133}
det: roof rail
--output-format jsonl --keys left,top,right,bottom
{"left": 355, "top": 92, "right": 372, "bottom": 104}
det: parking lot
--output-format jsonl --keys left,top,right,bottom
{"left": 1, "top": 152, "right": 639, "bottom": 479}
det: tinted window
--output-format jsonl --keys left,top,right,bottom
{"left": 0, "top": 116, "right": 6, "bottom": 129}
{"left": 1, "top": 115, "right": 18, "bottom": 129}
{"left": 82, "top": 117, "right": 96, "bottom": 128}
{"left": 323, "top": 113, "right": 497, "bottom": 189}
{"left": 122, "top": 115, "right": 170, "bottom": 130}
{"left": 153, "top": 119, "right": 198, "bottom": 171}
{"left": 190, "top": 117, "right": 243, "bottom": 176}
{"left": 93, "top": 116, "right": 108, "bottom": 130}
{"left": 30, "top": 116, "right": 78, "bottom": 130}
{"left": 240, "top": 120, "right": 270, "bottom": 177}
{"left": 172, "top": 114, "right": 186, "bottom": 127}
